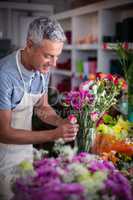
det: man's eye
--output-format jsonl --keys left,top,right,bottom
{"left": 44, "top": 55, "right": 51, "bottom": 59}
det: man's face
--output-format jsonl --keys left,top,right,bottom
{"left": 27, "top": 39, "right": 64, "bottom": 74}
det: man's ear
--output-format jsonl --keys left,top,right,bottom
{"left": 26, "top": 39, "right": 33, "bottom": 49}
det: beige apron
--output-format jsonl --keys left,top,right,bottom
{"left": 0, "top": 50, "right": 46, "bottom": 200}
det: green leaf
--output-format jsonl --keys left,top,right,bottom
{"left": 115, "top": 44, "right": 133, "bottom": 82}
{"left": 103, "top": 114, "right": 114, "bottom": 124}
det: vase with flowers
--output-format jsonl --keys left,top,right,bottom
{"left": 62, "top": 73, "right": 125, "bottom": 152}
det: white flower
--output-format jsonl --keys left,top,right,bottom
{"left": 60, "top": 145, "right": 77, "bottom": 161}
{"left": 92, "top": 85, "right": 98, "bottom": 94}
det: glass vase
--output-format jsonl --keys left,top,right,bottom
{"left": 76, "top": 127, "right": 96, "bottom": 153}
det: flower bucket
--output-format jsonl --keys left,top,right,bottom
{"left": 91, "top": 133, "right": 133, "bottom": 156}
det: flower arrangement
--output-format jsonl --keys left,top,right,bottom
{"left": 62, "top": 73, "right": 126, "bottom": 152}
{"left": 91, "top": 114, "right": 133, "bottom": 184}
{"left": 12, "top": 145, "right": 133, "bottom": 200}
{"left": 96, "top": 114, "right": 133, "bottom": 140}
{"left": 99, "top": 150, "right": 133, "bottom": 187}
{"left": 92, "top": 114, "right": 133, "bottom": 155}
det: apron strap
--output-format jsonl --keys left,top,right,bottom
{"left": 16, "top": 50, "right": 26, "bottom": 91}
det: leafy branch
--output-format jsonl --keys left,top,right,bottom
{"left": 116, "top": 43, "right": 133, "bottom": 85}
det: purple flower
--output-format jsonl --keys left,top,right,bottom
{"left": 63, "top": 90, "right": 95, "bottom": 111}
{"left": 88, "top": 160, "right": 115, "bottom": 173}
{"left": 103, "top": 171, "right": 133, "bottom": 200}
{"left": 72, "top": 152, "right": 90, "bottom": 163}
{"left": 12, "top": 152, "right": 133, "bottom": 200}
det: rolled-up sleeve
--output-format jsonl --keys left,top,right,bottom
{"left": 0, "top": 72, "right": 12, "bottom": 110}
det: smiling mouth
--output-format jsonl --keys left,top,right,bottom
{"left": 40, "top": 66, "right": 50, "bottom": 73}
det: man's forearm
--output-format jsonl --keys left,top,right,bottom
{"left": 0, "top": 128, "right": 58, "bottom": 145}
{"left": 35, "top": 106, "right": 64, "bottom": 127}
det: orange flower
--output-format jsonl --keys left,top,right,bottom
{"left": 121, "top": 79, "right": 128, "bottom": 90}
{"left": 101, "top": 151, "right": 118, "bottom": 164}
{"left": 92, "top": 134, "right": 133, "bottom": 156}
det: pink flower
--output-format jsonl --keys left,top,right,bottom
{"left": 68, "top": 114, "right": 77, "bottom": 124}
{"left": 90, "top": 112, "right": 99, "bottom": 121}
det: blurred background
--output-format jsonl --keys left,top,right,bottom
{"left": 0, "top": 0, "right": 133, "bottom": 93}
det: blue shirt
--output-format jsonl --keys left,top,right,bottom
{"left": 0, "top": 50, "right": 50, "bottom": 110}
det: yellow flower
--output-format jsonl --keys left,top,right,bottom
{"left": 97, "top": 124, "right": 108, "bottom": 133}
{"left": 19, "top": 160, "right": 34, "bottom": 171}
{"left": 113, "top": 124, "right": 122, "bottom": 134}
{"left": 117, "top": 117, "right": 129, "bottom": 131}
{"left": 112, "top": 117, "right": 130, "bottom": 139}
{"left": 113, "top": 117, "right": 129, "bottom": 135}
{"left": 97, "top": 124, "right": 113, "bottom": 134}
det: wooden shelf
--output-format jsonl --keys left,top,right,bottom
{"left": 75, "top": 44, "right": 98, "bottom": 50}
{"left": 52, "top": 69, "right": 72, "bottom": 76}
{"left": 102, "top": 43, "right": 133, "bottom": 50}
{"left": 63, "top": 44, "right": 73, "bottom": 50}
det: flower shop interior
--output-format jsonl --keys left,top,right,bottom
{"left": 0, "top": 0, "right": 133, "bottom": 200}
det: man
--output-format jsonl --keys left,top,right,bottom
{"left": 0, "top": 17, "right": 79, "bottom": 200}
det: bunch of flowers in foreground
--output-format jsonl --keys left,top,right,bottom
{"left": 12, "top": 145, "right": 133, "bottom": 200}
{"left": 62, "top": 73, "right": 126, "bottom": 152}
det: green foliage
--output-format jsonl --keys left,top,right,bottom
{"left": 116, "top": 44, "right": 133, "bottom": 121}
{"left": 116, "top": 153, "right": 133, "bottom": 171}
{"left": 116, "top": 43, "right": 133, "bottom": 83}
{"left": 103, "top": 114, "right": 116, "bottom": 126}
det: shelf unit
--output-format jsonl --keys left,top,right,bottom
{"left": 51, "top": 0, "right": 133, "bottom": 91}
{"left": 0, "top": 1, "right": 53, "bottom": 47}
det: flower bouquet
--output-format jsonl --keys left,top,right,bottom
{"left": 62, "top": 73, "right": 126, "bottom": 152}
{"left": 91, "top": 114, "right": 133, "bottom": 183}
{"left": 92, "top": 114, "right": 133, "bottom": 156}
{"left": 11, "top": 145, "right": 133, "bottom": 200}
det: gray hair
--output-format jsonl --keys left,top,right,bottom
{"left": 27, "top": 16, "right": 66, "bottom": 45}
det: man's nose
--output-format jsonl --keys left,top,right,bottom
{"left": 50, "top": 57, "right": 57, "bottom": 67}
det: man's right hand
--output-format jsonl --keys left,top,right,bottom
{"left": 0, "top": 110, "right": 79, "bottom": 144}
{"left": 55, "top": 123, "right": 79, "bottom": 142}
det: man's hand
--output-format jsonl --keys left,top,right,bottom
{"left": 55, "top": 122, "right": 79, "bottom": 142}
{"left": 56, "top": 118, "right": 69, "bottom": 125}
